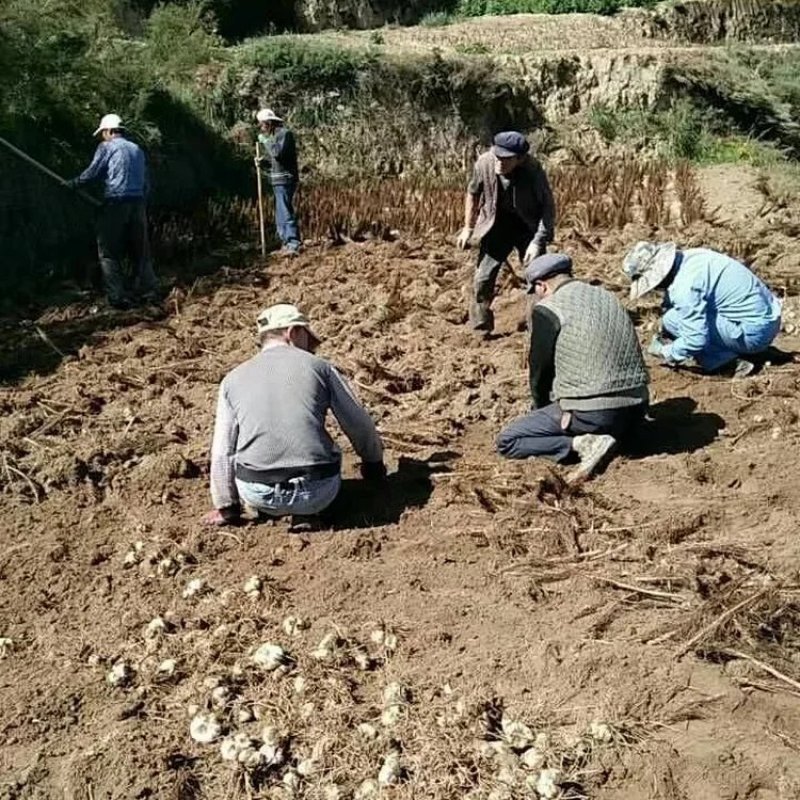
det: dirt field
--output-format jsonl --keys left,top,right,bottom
{"left": 2, "top": 179, "right": 800, "bottom": 800}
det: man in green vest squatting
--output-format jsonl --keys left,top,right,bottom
{"left": 496, "top": 254, "right": 649, "bottom": 483}
{"left": 204, "top": 304, "right": 386, "bottom": 531}
{"left": 255, "top": 108, "right": 302, "bottom": 256}
{"left": 456, "top": 131, "right": 555, "bottom": 333}
{"left": 67, "top": 113, "right": 158, "bottom": 310}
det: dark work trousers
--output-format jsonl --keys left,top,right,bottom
{"left": 97, "top": 199, "right": 158, "bottom": 306}
{"left": 496, "top": 402, "right": 646, "bottom": 461}
{"left": 471, "top": 217, "right": 534, "bottom": 331}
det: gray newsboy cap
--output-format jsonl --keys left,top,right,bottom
{"left": 524, "top": 253, "right": 573, "bottom": 292}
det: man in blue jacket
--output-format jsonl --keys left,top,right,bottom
{"left": 255, "top": 108, "right": 302, "bottom": 256}
{"left": 624, "top": 242, "right": 782, "bottom": 378}
{"left": 69, "top": 113, "right": 158, "bottom": 310}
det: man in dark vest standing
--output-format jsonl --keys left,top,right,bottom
{"left": 496, "top": 254, "right": 649, "bottom": 483}
{"left": 456, "top": 131, "right": 555, "bottom": 333}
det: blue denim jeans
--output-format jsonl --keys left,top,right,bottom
{"left": 236, "top": 474, "right": 340, "bottom": 517}
{"left": 662, "top": 308, "right": 781, "bottom": 371}
{"left": 272, "top": 182, "right": 301, "bottom": 252}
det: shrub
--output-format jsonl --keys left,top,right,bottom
{"left": 420, "top": 10, "right": 456, "bottom": 25}
{"left": 145, "top": 1, "right": 222, "bottom": 81}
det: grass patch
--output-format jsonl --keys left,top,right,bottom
{"left": 420, "top": 10, "right": 457, "bottom": 25}
{"left": 454, "top": 41, "right": 491, "bottom": 54}
{"left": 588, "top": 99, "right": 791, "bottom": 165}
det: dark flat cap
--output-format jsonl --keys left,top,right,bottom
{"left": 492, "top": 131, "right": 530, "bottom": 158}
{"left": 524, "top": 253, "right": 573, "bottom": 292}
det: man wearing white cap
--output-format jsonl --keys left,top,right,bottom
{"left": 68, "top": 113, "right": 158, "bottom": 309}
{"left": 623, "top": 242, "right": 782, "bottom": 378}
{"left": 456, "top": 130, "right": 555, "bottom": 333}
{"left": 255, "top": 108, "right": 302, "bottom": 255}
{"left": 204, "top": 304, "right": 385, "bottom": 529}
{"left": 496, "top": 254, "right": 649, "bottom": 482}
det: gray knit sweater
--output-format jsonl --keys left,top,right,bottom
{"left": 210, "top": 343, "right": 383, "bottom": 508}
{"left": 537, "top": 281, "right": 649, "bottom": 411}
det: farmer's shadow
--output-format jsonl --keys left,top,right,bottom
{"left": 326, "top": 452, "right": 458, "bottom": 530}
{"left": 626, "top": 397, "right": 725, "bottom": 457}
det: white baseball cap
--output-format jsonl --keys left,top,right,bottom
{"left": 256, "top": 304, "right": 321, "bottom": 342}
{"left": 93, "top": 113, "right": 125, "bottom": 137}
{"left": 256, "top": 108, "right": 283, "bottom": 124}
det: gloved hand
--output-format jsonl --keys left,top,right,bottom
{"left": 647, "top": 335, "right": 665, "bottom": 358}
{"left": 253, "top": 155, "right": 264, "bottom": 167}
{"left": 360, "top": 461, "right": 388, "bottom": 482}
{"left": 524, "top": 239, "right": 545, "bottom": 265}
{"left": 456, "top": 226, "right": 474, "bottom": 250}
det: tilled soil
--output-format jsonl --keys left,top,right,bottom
{"left": 1, "top": 224, "right": 800, "bottom": 800}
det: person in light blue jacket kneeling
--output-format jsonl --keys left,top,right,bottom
{"left": 623, "top": 242, "right": 782, "bottom": 378}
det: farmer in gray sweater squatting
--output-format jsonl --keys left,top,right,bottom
{"left": 255, "top": 108, "right": 302, "bottom": 255}
{"left": 68, "top": 113, "right": 158, "bottom": 310}
{"left": 456, "top": 131, "right": 555, "bottom": 333}
{"left": 496, "top": 254, "right": 650, "bottom": 482}
{"left": 204, "top": 304, "right": 386, "bottom": 531}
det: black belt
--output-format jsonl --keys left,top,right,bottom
{"left": 235, "top": 461, "right": 340, "bottom": 485}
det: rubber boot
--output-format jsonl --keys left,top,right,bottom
{"left": 469, "top": 301, "right": 494, "bottom": 333}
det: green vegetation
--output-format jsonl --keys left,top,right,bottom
{"left": 662, "top": 48, "right": 800, "bottom": 158}
{"left": 455, "top": 0, "right": 656, "bottom": 16}
{"left": 2, "top": 0, "right": 799, "bottom": 306}
{"left": 588, "top": 100, "right": 788, "bottom": 165}
{"left": 420, "top": 10, "right": 456, "bottom": 26}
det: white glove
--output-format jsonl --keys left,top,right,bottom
{"left": 524, "top": 240, "right": 544, "bottom": 265}
{"left": 456, "top": 226, "right": 474, "bottom": 250}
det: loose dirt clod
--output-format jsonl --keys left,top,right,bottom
{"left": 355, "top": 779, "right": 378, "bottom": 799}
{"left": 252, "top": 642, "right": 292, "bottom": 670}
{"left": 378, "top": 751, "right": 402, "bottom": 786}
{"left": 311, "top": 632, "right": 343, "bottom": 661}
{"left": 146, "top": 616, "right": 167, "bottom": 638}
{"left": 589, "top": 721, "right": 613, "bottom": 743}
{"left": 357, "top": 722, "right": 379, "bottom": 740}
{"left": 106, "top": 661, "right": 134, "bottom": 688}
{"left": 157, "top": 659, "right": 177, "bottom": 678}
{"left": 536, "top": 768, "right": 562, "bottom": 799}
{"left": 189, "top": 712, "right": 222, "bottom": 744}
{"left": 182, "top": 578, "right": 208, "bottom": 599}
{"left": 282, "top": 615, "right": 309, "bottom": 636}
{"left": 501, "top": 717, "right": 535, "bottom": 750}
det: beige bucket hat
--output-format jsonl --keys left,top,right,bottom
{"left": 623, "top": 241, "right": 678, "bottom": 300}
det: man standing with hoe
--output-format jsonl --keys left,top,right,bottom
{"left": 456, "top": 131, "right": 555, "bottom": 334}
{"left": 68, "top": 113, "right": 158, "bottom": 310}
{"left": 255, "top": 108, "right": 302, "bottom": 257}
